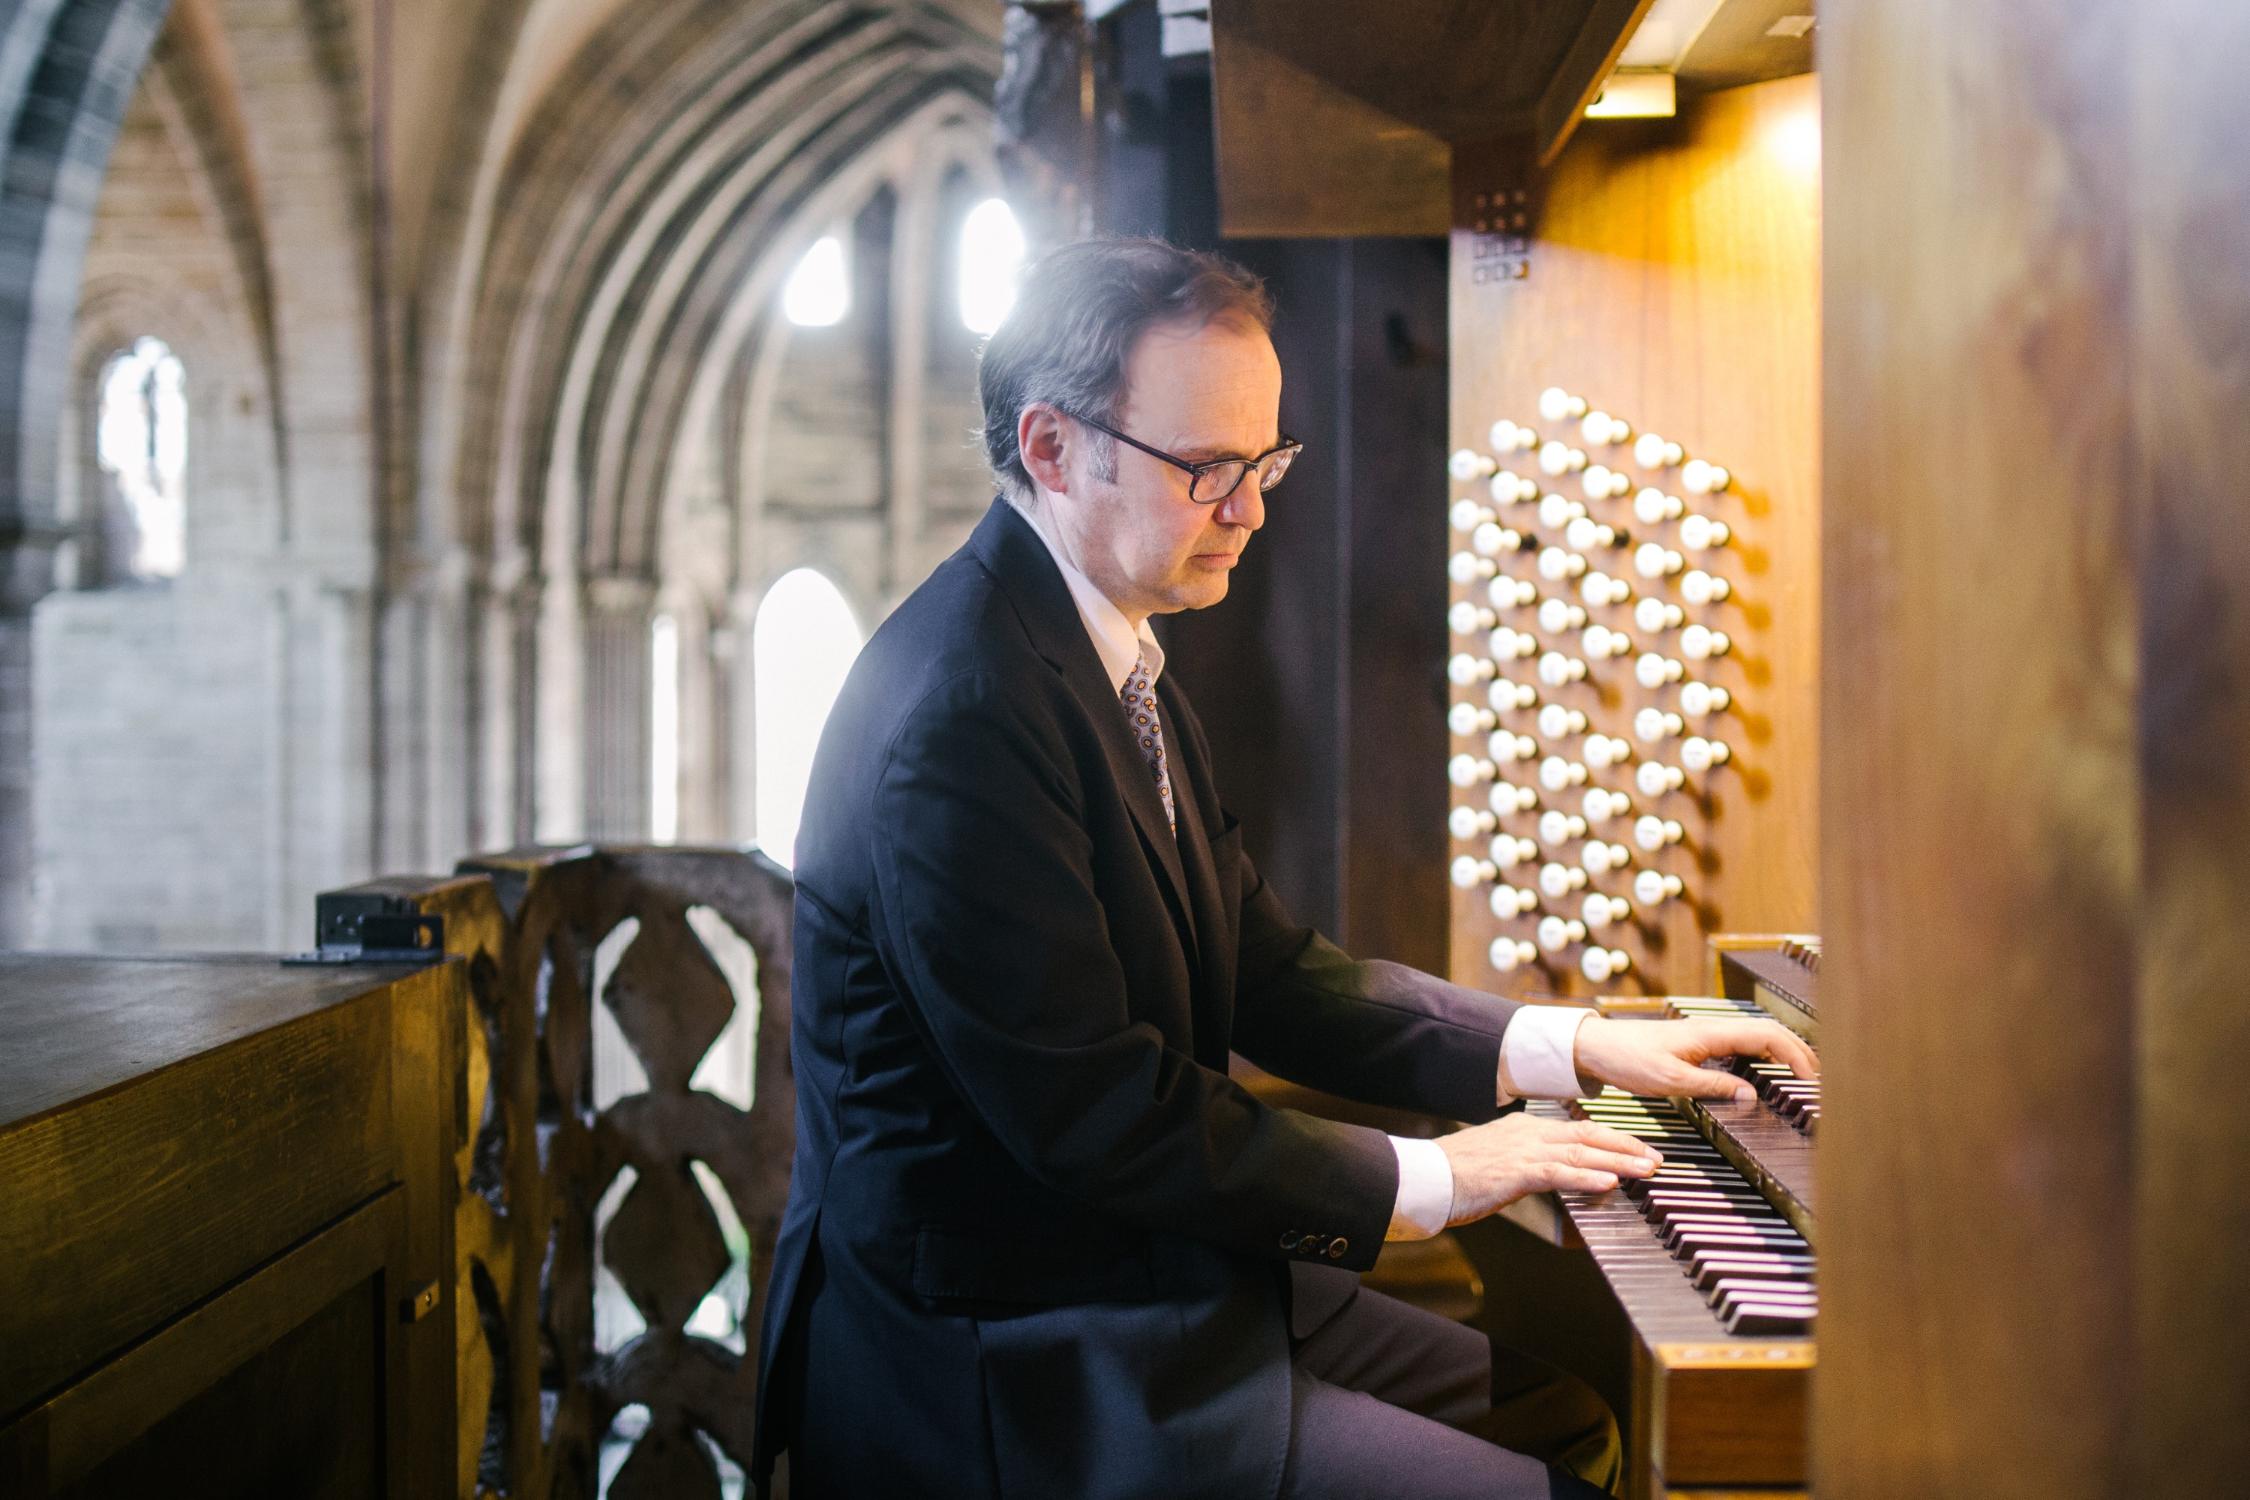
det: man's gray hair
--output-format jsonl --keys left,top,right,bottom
{"left": 978, "top": 236, "right": 1274, "bottom": 501}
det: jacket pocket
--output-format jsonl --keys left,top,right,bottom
{"left": 911, "top": 1225, "right": 1154, "bottom": 1307}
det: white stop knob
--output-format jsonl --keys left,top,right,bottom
{"left": 1583, "top": 893, "right": 1630, "bottom": 929}
{"left": 1680, "top": 458, "right": 1730, "bottom": 494}
{"left": 1581, "top": 840, "right": 1628, "bottom": 875}
{"left": 1582, "top": 625, "right": 1632, "bottom": 659}
{"left": 1489, "top": 419, "right": 1520, "bottom": 452}
{"left": 1680, "top": 736, "right": 1732, "bottom": 773}
{"left": 1679, "top": 680, "right": 1731, "bottom": 716}
{"left": 1635, "top": 708, "right": 1684, "bottom": 743}
{"left": 1488, "top": 731, "right": 1537, "bottom": 763}
{"left": 1537, "top": 651, "right": 1588, "bottom": 686}
{"left": 1489, "top": 936, "right": 1538, "bottom": 972}
{"left": 1491, "top": 472, "right": 1537, "bottom": 505}
{"left": 1536, "top": 547, "right": 1588, "bottom": 582}
{"left": 1451, "top": 855, "right": 1495, "bottom": 889}
{"left": 1582, "top": 947, "right": 1632, "bottom": 982}
{"left": 1537, "top": 492, "right": 1584, "bottom": 530}
{"left": 1470, "top": 523, "right": 1519, "bottom": 557}
{"left": 1633, "top": 487, "right": 1684, "bottom": 524}
{"left": 1449, "top": 805, "right": 1497, "bottom": 840}
{"left": 1580, "top": 571, "right": 1630, "bottom": 608}
{"left": 1635, "top": 543, "right": 1685, "bottom": 579}
{"left": 1634, "top": 434, "right": 1683, "bottom": 469}
{"left": 1537, "top": 703, "right": 1588, "bottom": 738}
{"left": 1582, "top": 411, "right": 1629, "bottom": 447}
{"left": 1634, "top": 815, "right": 1685, "bottom": 850}
{"left": 1489, "top": 781, "right": 1538, "bottom": 815}
{"left": 1635, "top": 598, "right": 1684, "bottom": 632}
{"left": 1537, "top": 914, "right": 1588, "bottom": 952}
{"left": 1488, "top": 576, "right": 1536, "bottom": 609}
{"left": 1449, "top": 654, "right": 1497, "bottom": 686}
{"left": 1680, "top": 569, "right": 1733, "bottom": 606}
{"left": 1490, "top": 627, "right": 1537, "bottom": 660}
{"left": 1635, "top": 653, "right": 1686, "bottom": 689}
{"left": 1449, "top": 602, "right": 1494, "bottom": 636}
{"left": 1580, "top": 465, "right": 1627, "bottom": 500}
{"left": 1565, "top": 516, "right": 1617, "bottom": 551}
{"left": 1680, "top": 515, "right": 1732, "bottom": 550}
{"left": 1539, "top": 810, "right": 1588, "bottom": 846}
{"left": 1537, "top": 387, "right": 1574, "bottom": 422}
{"left": 1635, "top": 760, "right": 1685, "bottom": 797}
{"left": 1450, "top": 448, "right": 1498, "bottom": 481}
{"left": 1447, "top": 702, "right": 1495, "bottom": 737}
{"left": 1538, "top": 755, "right": 1590, "bottom": 792}
{"left": 1536, "top": 441, "right": 1573, "bottom": 476}
{"left": 1490, "top": 884, "right": 1538, "bottom": 919}
{"left": 1487, "top": 678, "right": 1536, "bottom": 711}
{"left": 1492, "top": 834, "right": 1540, "bottom": 868}
{"left": 1450, "top": 552, "right": 1498, "bottom": 584}
{"left": 1680, "top": 624, "right": 1731, "bottom": 661}
{"left": 1633, "top": 870, "right": 1684, "bottom": 905}
{"left": 1449, "top": 754, "right": 1497, "bottom": 788}
{"left": 1538, "top": 598, "right": 1588, "bottom": 634}
{"left": 1451, "top": 499, "right": 1494, "bottom": 532}
{"left": 1583, "top": 734, "right": 1632, "bottom": 770}
{"left": 1584, "top": 787, "right": 1631, "bottom": 823}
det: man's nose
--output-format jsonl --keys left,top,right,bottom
{"left": 1215, "top": 477, "right": 1266, "bottom": 532}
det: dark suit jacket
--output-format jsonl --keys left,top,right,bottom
{"left": 753, "top": 497, "right": 1527, "bottom": 1499}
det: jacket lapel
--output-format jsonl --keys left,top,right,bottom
{"left": 968, "top": 500, "right": 1198, "bottom": 958}
{"left": 1158, "top": 673, "right": 1240, "bottom": 1071}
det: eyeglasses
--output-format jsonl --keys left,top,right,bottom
{"left": 1069, "top": 412, "right": 1303, "bottom": 505}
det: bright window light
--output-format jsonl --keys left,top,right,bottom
{"left": 649, "top": 613, "right": 679, "bottom": 843}
{"left": 95, "top": 335, "right": 187, "bottom": 579}
{"left": 753, "top": 568, "right": 864, "bottom": 868}
{"left": 782, "top": 235, "right": 851, "bottom": 327}
{"left": 958, "top": 197, "right": 1026, "bottom": 335}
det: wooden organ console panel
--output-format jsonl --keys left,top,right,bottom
{"left": 1446, "top": 74, "right": 1822, "bottom": 1002}
{"left": 1516, "top": 935, "right": 1822, "bottom": 1500}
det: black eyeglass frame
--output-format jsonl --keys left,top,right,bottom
{"left": 1067, "top": 412, "right": 1303, "bottom": 505}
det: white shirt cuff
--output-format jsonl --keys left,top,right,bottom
{"left": 1386, "top": 1134, "right": 1454, "bottom": 1241}
{"left": 1498, "top": 1005, "right": 1597, "bottom": 1101}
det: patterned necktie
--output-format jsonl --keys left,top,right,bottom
{"left": 1119, "top": 649, "right": 1177, "bottom": 834}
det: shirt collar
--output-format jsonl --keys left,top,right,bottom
{"left": 1008, "top": 497, "right": 1165, "bottom": 696}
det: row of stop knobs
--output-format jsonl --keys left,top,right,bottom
{"left": 1448, "top": 389, "right": 1738, "bottom": 984}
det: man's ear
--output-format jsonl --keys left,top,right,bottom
{"left": 1017, "top": 403, "right": 1071, "bottom": 496}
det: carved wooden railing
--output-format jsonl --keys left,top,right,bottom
{"left": 342, "top": 843, "right": 794, "bottom": 1499}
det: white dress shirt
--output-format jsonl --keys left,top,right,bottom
{"left": 1007, "top": 498, "right": 1595, "bottom": 1242}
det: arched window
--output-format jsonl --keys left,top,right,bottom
{"left": 957, "top": 196, "right": 1025, "bottom": 335}
{"left": 94, "top": 336, "right": 187, "bottom": 580}
{"left": 753, "top": 568, "right": 864, "bottom": 867}
{"left": 782, "top": 234, "right": 851, "bottom": 327}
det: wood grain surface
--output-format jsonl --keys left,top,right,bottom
{"left": 1448, "top": 74, "right": 1822, "bottom": 999}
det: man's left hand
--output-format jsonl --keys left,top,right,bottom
{"left": 1571, "top": 1016, "right": 1818, "bottom": 1102}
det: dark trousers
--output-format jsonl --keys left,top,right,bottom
{"left": 1281, "top": 1272, "right": 1622, "bottom": 1500}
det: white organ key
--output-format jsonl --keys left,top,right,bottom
{"left": 1449, "top": 754, "right": 1498, "bottom": 788}
{"left": 1581, "top": 947, "right": 1632, "bottom": 982}
{"left": 1634, "top": 815, "right": 1686, "bottom": 851}
{"left": 1449, "top": 653, "right": 1497, "bottom": 685}
{"left": 1449, "top": 805, "right": 1498, "bottom": 840}
{"left": 1635, "top": 652, "right": 1686, "bottom": 689}
{"left": 1634, "top": 598, "right": 1685, "bottom": 632}
{"left": 1538, "top": 755, "right": 1590, "bottom": 792}
{"left": 1489, "top": 936, "right": 1539, "bottom": 973}
{"left": 1633, "top": 486, "right": 1685, "bottom": 524}
{"left": 1450, "top": 551, "right": 1499, "bottom": 583}
{"left": 1680, "top": 736, "right": 1733, "bottom": 773}
{"left": 1450, "top": 448, "right": 1499, "bottom": 481}
{"left": 1636, "top": 759, "right": 1686, "bottom": 797}
{"left": 1447, "top": 702, "right": 1497, "bottom": 737}
{"left": 1633, "top": 870, "right": 1685, "bottom": 906}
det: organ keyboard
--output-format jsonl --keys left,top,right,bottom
{"left": 1521, "top": 934, "right": 1823, "bottom": 1498}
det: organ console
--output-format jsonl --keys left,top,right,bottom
{"left": 1512, "top": 935, "right": 1823, "bottom": 1499}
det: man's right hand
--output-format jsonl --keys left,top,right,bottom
{"left": 1436, "top": 1113, "right": 1662, "bottom": 1226}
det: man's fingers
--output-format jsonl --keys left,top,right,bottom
{"left": 1567, "top": 1119, "right": 1663, "bottom": 1159}
{"left": 1542, "top": 1164, "right": 1622, "bottom": 1195}
{"left": 1567, "top": 1143, "right": 1663, "bottom": 1178}
{"left": 1710, "top": 1020, "right": 1820, "bottom": 1080}
{"left": 1667, "top": 1064, "right": 1756, "bottom": 1103}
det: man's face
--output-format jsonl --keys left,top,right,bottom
{"left": 1043, "top": 316, "right": 1283, "bottom": 621}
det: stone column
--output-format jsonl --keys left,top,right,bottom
{"left": 581, "top": 574, "right": 656, "bottom": 843}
